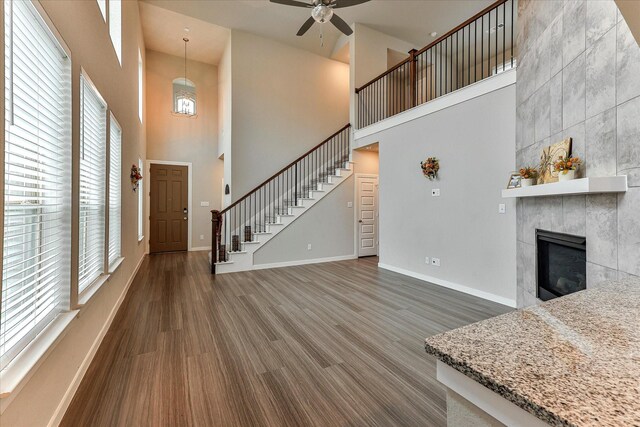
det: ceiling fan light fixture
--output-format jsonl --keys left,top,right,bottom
{"left": 311, "top": 4, "right": 334, "bottom": 23}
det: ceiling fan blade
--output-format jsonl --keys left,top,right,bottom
{"left": 297, "top": 17, "right": 316, "bottom": 36}
{"left": 332, "top": 0, "right": 370, "bottom": 9}
{"left": 330, "top": 13, "right": 353, "bottom": 35}
{"left": 270, "top": 0, "right": 312, "bottom": 8}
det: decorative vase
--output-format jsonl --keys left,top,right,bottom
{"left": 559, "top": 169, "right": 576, "bottom": 181}
{"left": 521, "top": 178, "right": 535, "bottom": 187}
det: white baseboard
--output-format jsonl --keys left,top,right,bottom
{"left": 48, "top": 254, "right": 147, "bottom": 427}
{"left": 252, "top": 254, "right": 357, "bottom": 271}
{"left": 377, "top": 263, "right": 517, "bottom": 308}
{"left": 190, "top": 246, "right": 211, "bottom": 252}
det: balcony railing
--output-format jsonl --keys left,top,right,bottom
{"left": 355, "top": 0, "right": 515, "bottom": 129}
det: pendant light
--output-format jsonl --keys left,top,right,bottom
{"left": 175, "top": 35, "right": 196, "bottom": 116}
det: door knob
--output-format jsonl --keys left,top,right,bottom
{"left": 358, "top": 220, "right": 363, "bottom": 223}
{"left": 183, "top": 217, "right": 187, "bottom": 220}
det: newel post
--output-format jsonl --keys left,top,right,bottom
{"left": 211, "top": 210, "right": 223, "bottom": 274}
{"left": 409, "top": 48, "right": 418, "bottom": 108}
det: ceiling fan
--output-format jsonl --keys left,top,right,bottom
{"left": 270, "top": 0, "right": 371, "bottom": 37}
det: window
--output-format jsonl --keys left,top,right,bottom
{"left": 96, "top": 0, "right": 106, "bottom": 20}
{"left": 79, "top": 74, "right": 107, "bottom": 294}
{"left": 137, "top": 159, "right": 144, "bottom": 241}
{"left": 108, "top": 115, "right": 122, "bottom": 268}
{"left": 108, "top": 0, "right": 121, "bottom": 65}
{"left": 138, "top": 49, "right": 143, "bottom": 122}
{"left": 172, "top": 78, "right": 196, "bottom": 115}
{"left": 1, "top": 0, "right": 72, "bottom": 369}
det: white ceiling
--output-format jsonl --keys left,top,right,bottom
{"left": 140, "top": 2, "right": 230, "bottom": 64}
{"left": 140, "top": 0, "right": 494, "bottom": 65}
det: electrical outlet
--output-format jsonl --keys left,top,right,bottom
{"left": 200, "top": 201, "right": 210, "bottom": 207}
{"left": 199, "top": 234, "right": 204, "bottom": 240}
{"left": 498, "top": 203, "right": 506, "bottom": 214}
{"left": 431, "top": 257, "right": 441, "bottom": 267}
{"left": 307, "top": 243, "right": 312, "bottom": 250}
{"left": 425, "top": 256, "right": 430, "bottom": 264}
{"left": 431, "top": 189, "right": 441, "bottom": 197}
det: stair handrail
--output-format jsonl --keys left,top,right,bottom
{"left": 219, "top": 123, "right": 351, "bottom": 215}
{"left": 211, "top": 123, "right": 351, "bottom": 273}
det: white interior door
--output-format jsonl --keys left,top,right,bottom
{"left": 357, "top": 175, "right": 379, "bottom": 257}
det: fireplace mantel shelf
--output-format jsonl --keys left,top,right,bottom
{"left": 501, "top": 176, "right": 628, "bottom": 198}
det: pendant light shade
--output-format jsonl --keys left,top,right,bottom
{"left": 174, "top": 36, "right": 196, "bottom": 116}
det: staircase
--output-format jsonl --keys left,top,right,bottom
{"left": 210, "top": 124, "right": 353, "bottom": 274}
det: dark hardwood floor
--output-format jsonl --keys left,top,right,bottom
{"left": 60, "top": 252, "right": 511, "bottom": 427}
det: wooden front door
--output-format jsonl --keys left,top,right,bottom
{"left": 150, "top": 164, "right": 188, "bottom": 253}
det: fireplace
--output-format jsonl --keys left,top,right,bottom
{"left": 536, "top": 230, "right": 586, "bottom": 301}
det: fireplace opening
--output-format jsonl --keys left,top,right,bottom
{"left": 536, "top": 230, "right": 586, "bottom": 301}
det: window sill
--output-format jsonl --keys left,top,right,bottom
{"left": 109, "top": 257, "right": 125, "bottom": 274}
{"left": 77, "top": 274, "right": 110, "bottom": 307}
{"left": 170, "top": 111, "right": 198, "bottom": 118}
{"left": 0, "top": 311, "right": 79, "bottom": 409}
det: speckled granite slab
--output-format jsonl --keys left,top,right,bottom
{"left": 425, "top": 278, "right": 640, "bottom": 427}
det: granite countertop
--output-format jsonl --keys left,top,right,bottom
{"left": 424, "top": 278, "right": 640, "bottom": 427}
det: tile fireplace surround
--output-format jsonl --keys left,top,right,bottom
{"left": 515, "top": 0, "right": 640, "bottom": 307}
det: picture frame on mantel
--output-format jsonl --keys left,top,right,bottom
{"left": 539, "top": 138, "right": 572, "bottom": 184}
{"left": 507, "top": 173, "right": 521, "bottom": 189}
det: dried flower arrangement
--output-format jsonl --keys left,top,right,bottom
{"left": 519, "top": 166, "right": 539, "bottom": 179}
{"left": 554, "top": 156, "right": 582, "bottom": 174}
{"left": 420, "top": 157, "right": 440, "bottom": 180}
{"left": 130, "top": 164, "right": 143, "bottom": 191}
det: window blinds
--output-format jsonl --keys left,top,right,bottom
{"left": 78, "top": 75, "right": 106, "bottom": 293}
{"left": 1, "top": 0, "right": 72, "bottom": 369}
{"left": 108, "top": 116, "right": 122, "bottom": 267}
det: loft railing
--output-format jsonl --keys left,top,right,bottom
{"left": 355, "top": 0, "right": 515, "bottom": 129}
{"left": 210, "top": 124, "right": 351, "bottom": 273}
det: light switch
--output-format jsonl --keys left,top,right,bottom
{"left": 498, "top": 203, "right": 506, "bottom": 214}
{"left": 200, "top": 201, "right": 210, "bottom": 207}
{"left": 347, "top": 202, "right": 353, "bottom": 208}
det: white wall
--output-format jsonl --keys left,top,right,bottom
{"left": 229, "top": 30, "right": 350, "bottom": 201}
{"left": 352, "top": 149, "right": 379, "bottom": 174}
{"left": 145, "top": 50, "right": 222, "bottom": 249}
{"left": 0, "top": 1, "right": 147, "bottom": 425}
{"left": 253, "top": 176, "right": 355, "bottom": 265}
{"left": 218, "top": 37, "right": 232, "bottom": 207}
{"left": 368, "top": 84, "right": 517, "bottom": 306}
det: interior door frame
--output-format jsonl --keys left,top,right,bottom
{"left": 355, "top": 173, "right": 379, "bottom": 257}
{"left": 145, "top": 160, "right": 193, "bottom": 253}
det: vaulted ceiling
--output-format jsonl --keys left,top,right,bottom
{"left": 141, "top": 0, "right": 494, "bottom": 65}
